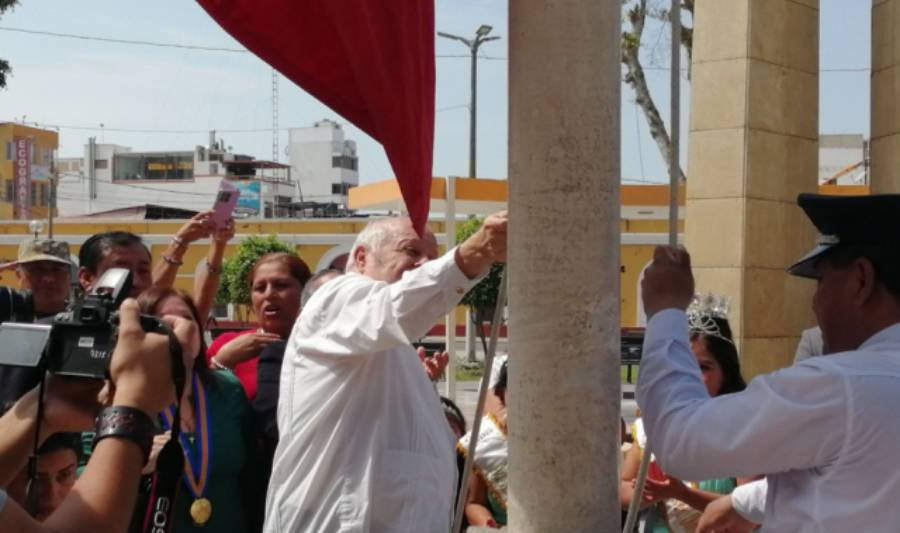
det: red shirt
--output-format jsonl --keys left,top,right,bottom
{"left": 206, "top": 329, "right": 259, "bottom": 400}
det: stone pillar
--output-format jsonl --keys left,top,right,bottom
{"left": 871, "top": 0, "right": 900, "bottom": 192}
{"left": 687, "top": 0, "right": 819, "bottom": 378}
{"left": 507, "top": 2, "right": 621, "bottom": 531}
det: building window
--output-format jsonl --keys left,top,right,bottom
{"left": 5, "top": 181, "right": 13, "bottom": 202}
{"left": 112, "top": 154, "right": 193, "bottom": 181}
{"left": 95, "top": 159, "right": 108, "bottom": 169}
{"left": 331, "top": 182, "right": 354, "bottom": 195}
{"left": 331, "top": 155, "right": 358, "bottom": 171}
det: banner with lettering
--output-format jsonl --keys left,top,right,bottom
{"left": 14, "top": 137, "right": 31, "bottom": 219}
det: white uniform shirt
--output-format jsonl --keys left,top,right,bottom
{"left": 637, "top": 309, "right": 900, "bottom": 532}
{"left": 263, "top": 250, "right": 476, "bottom": 533}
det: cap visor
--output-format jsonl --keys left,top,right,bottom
{"left": 787, "top": 244, "right": 832, "bottom": 279}
{"left": 18, "top": 254, "right": 71, "bottom": 266}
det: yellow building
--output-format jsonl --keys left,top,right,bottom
{"left": 0, "top": 177, "right": 868, "bottom": 328}
{"left": 0, "top": 123, "right": 58, "bottom": 220}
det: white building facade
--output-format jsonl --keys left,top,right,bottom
{"left": 819, "top": 134, "right": 867, "bottom": 185}
{"left": 287, "top": 119, "right": 359, "bottom": 206}
{"left": 56, "top": 136, "right": 295, "bottom": 218}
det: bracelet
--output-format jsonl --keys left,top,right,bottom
{"left": 210, "top": 357, "right": 232, "bottom": 371}
{"left": 93, "top": 406, "right": 156, "bottom": 465}
{"left": 171, "top": 235, "right": 186, "bottom": 248}
{"left": 161, "top": 254, "right": 183, "bottom": 266}
{"left": 205, "top": 259, "right": 221, "bottom": 274}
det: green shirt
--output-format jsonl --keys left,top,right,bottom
{"left": 172, "top": 370, "right": 262, "bottom": 533}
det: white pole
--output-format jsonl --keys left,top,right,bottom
{"left": 625, "top": 3, "right": 681, "bottom": 531}
{"left": 444, "top": 175, "right": 457, "bottom": 400}
{"left": 452, "top": 270, "right": 507, "bottom": 533}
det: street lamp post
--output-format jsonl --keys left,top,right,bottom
{"left": 438, "top": 25, "right": 500, "bottom": 179}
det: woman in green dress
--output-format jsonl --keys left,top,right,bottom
{"left": 138, "top": 287, "right": 263, "bottom": 532}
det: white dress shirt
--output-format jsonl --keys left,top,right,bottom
{"left": 637, "top": 309, "right": 900, "bottom": 532}
{"left": 263, "top": 250, "right": 476, "bottom": 533}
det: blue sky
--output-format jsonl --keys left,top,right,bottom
{"left": 0, "top": 1, "right": 870, "bottom": 185}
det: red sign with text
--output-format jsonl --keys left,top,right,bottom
{"left": 14, "top": 137, "right": 31, "bottom": 219}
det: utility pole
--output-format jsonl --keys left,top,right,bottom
{"left": 48, "top": 150, "right": 57, "bottom": 238}
{"left": 438, "top": 26, "right": 500, "bottom": 179}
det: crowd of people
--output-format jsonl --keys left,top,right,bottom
{"left": 0, "top": 210, "right": 508, "bottom": 532}
{"left": 1, "top": 191, "right": 900, "bottom": 532}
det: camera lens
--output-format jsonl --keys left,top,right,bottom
{"left": 0, "top": 287, "right": 35, "bottom": 323}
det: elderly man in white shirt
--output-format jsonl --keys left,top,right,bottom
{"left": 264, "top": 212, "right": 507, "bottom": 533}
{"left": 637, "top": 193, "right": 900, "bottom": 532}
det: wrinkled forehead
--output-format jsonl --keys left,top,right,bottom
{"left": 389, "top": 220, "right": 437, "bottom": 253}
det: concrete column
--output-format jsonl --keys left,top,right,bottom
{"left": 871, "top": 0, "right": 900, "bottom": 192}
{"left": 507, "top": 2, "right": 621, "bottom": 531}
{"left": 686, "top": 0, "right": 819, "bottom": 378}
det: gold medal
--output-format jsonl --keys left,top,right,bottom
{"left": 190, "top": 498, "right": 212, "bottom": 526}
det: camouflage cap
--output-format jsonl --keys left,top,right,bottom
{"left": 17, "top": 239, "right": 72, "bottom": 266}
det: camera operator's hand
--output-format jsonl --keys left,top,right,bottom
{"left": 641, "top": 245, "right": 695, "bottom": 320}
{"left": 41, "top": 376, "right": 105, "bottom": 434}
{"left": 142, "top": 430, "right": 171, "bottom": 475}
{"left": 107, "top": 299, "right": 175, "bottom": 416}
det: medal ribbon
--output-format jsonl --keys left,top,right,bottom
{"left": 160, "top": 372, "right": 211, "bottom": 500}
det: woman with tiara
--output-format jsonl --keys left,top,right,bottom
{"left": 621, "top": 294, "right": 753, "bottom": 532}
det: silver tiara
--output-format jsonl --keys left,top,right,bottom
{"left": 686, "top": 293, "right": 733, "bottom": 344}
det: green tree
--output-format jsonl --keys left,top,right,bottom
{"left": 0, "top": 1, "right": 19, "bottom": 89}
{"left": 216, "top": 234, "right": 294, "bottom": 321}
{"left": 456, "top": 216, "right": 504, "bottom": 362}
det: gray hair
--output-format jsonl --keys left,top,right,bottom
{"left": 346, "top": 217, "right": 404, "bottom": 273}
{"left": 301, "top": 269, "right": 343, "bottom": 307}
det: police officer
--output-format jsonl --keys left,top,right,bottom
{"left": 638, "top": 193, "right": 900, "bottom": 531}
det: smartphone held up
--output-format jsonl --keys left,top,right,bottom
{"left": 211, "top": 179, "right": 240, "bottom": 228}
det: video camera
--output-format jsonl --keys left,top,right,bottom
{"left": 0, "top": 268, "right": 166, "bottom": 379}
{"left": 0, "top": 286, "right": 34, "bottom": 323}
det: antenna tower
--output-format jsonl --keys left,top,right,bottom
{"left": 271, "top": 69, "right": 279, "bottom": 162}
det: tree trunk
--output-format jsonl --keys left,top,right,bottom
{"left": 622, "top": 0, "right": 690, "bottom": 181}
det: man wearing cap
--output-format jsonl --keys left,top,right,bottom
{"left": 0, "top": 239, "right": 74, "bottom": 409}
{"left": 637, "top": 193, "right": 900, "bottom": 531}
{"left": 11, "top": 239, "right": 73, "bottom": 319}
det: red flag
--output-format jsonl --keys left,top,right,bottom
{"left": 197, "top": 0, "right": 435, "bottom": 234}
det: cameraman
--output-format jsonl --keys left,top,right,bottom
{"left": 0, "top": 298, "right": 185, "bottom": 533}
{"left": 77, "top": 232, "right": 152, "bottom": 299}
{"left": 0, "top": 239, "right": 75, "bottom": 409}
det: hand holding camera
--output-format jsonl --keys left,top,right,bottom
{"left": 105, "top": 298, "right": 175, "bottom": 416}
